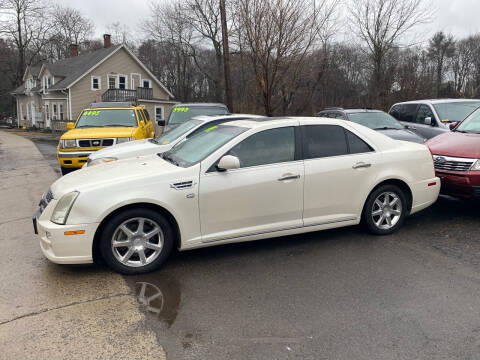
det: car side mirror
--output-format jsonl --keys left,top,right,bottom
{"left": 216, "top": 155, "right": 240, "bottom": 172}
{"left": 449, "top": 121, "right": 458, "bottom": 130}
{"left": 157, "top": 120, "right": 165, "bottom": 126}
{"left": 424, "top": 117, "right": 433, "bottom": 126}
{"left": 66, "top": 122, "right": 74, "bottom": 130}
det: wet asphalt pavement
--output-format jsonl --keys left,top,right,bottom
{"left": 4, "top": 131, "right": 480, "bottom": 359}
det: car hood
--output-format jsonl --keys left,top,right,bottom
{"left": 426, "top": 131, "right": 480, "bottom": 158}
{"left": 376, "top": 128, "right": 425, "bottom": 143}
{"left": 51, "top": 154, "right": 179, "bottom": 198}
{"left": 61, "top": 127, "right": 137, "bottom": 139}
{"left": 88, "top": 139, "right": 170, "bottom": 161}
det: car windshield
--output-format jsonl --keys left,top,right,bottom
{"left": 456, "top": 108, "right": 480, "bottom": 133}
{"left": 168, "top": 106, "right": 228, "bottom": 125}
{"left": 152, "top": 119, "right": 202, "bottom": 145}
{"left": 162, "top": 125, "right": 247, "bottom": 167}
{"left": 348, "top": 112, "right": 403, "bottom": 130}
{"left": 433, "top": 102, "right": 480, "bottom": 123}
{"left": 76, "top": 109, "right": 137, "bottom": 128}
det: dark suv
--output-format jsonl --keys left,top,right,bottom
{"left": 389, "top": 99, "right": 480, "bottom": 139}
{"left": 317, "top": 108, "right": 425, "bottom": 143}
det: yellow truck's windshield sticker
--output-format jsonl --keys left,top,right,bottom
{"left": 83, "top": 110, "right": 101, "bottom": 116}
{"left": 204, "top": 125, "right": 218, "bottom": 133}
{"left": 173, "top": 107, "right": 190, "bottom": 112}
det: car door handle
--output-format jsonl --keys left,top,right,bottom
{"left": 278, "top": 174, "right": 300, "bottom": 181}
{"left": 352, "top": 162, "right": 371, "bottom": 169}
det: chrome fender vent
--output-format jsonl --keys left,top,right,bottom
{"left": 170, "top": 180, "right": 194, "bottom": 190}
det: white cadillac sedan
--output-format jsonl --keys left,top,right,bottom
{"left": 34, "top": 117, "right": 440, "bottom": 274}
{"left": 86, "top": 114, "right": 263, "bottom": 166}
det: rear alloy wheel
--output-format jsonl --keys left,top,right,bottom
{"left": 100, "top": 209, "right": 173, "bottom": 274}
{"left": 363, "top": 185, "right": 407, "bottom": 235}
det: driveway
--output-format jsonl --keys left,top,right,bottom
{"left": 1, "top": 129, "right": 480, "bottom": 359}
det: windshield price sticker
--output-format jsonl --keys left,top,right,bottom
{"left": 204, "top": 125, "right": 218, "bottom": 133}
{"left": 84, "top": 110, "right": 101, "bottom": 116}
{"left": 173, "top": 107, "right": 189, "bottom": 112}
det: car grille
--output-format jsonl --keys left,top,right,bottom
{"left": 78, "top": 138, "right": 115, "bottom": 148}
{"left": 433, "top": 155, "right": 475, "bottom": 172}
{"left": 38, "top": 188, "right": 54, "bottom": 214}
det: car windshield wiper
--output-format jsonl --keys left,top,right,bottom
{"left": 161, "top": 152, "right": 179, "bottom": 166}
{"left": 374, "top": 127, "right": 402, "bottom": 130}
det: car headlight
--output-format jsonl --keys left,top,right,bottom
{"left": 116, "top": 137, "right": 135, "bottom": 144}
{"left": 60, "top": 139, "right": 77, "bottom": 148}
{"left": 87, "top": 157, "right": 118, "bottom": 167}
{"left": 471, "top": 159, "right": 480, "bottom": 171}
{"left": 51, "top": 191, "right": 79, "bottom": 225}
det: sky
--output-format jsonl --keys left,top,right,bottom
{"left": 53, "top": 0, "right": 480, "bottom": 44}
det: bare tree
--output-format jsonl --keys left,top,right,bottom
{"left": 348, "top": 0, "right": 432, "bottom": 106}
{"left": 0, "top": 0, "right": 51, "bottom": 86}
{"left": 428, "top": 31, "right": 455, "bottom": 96}
{"left": 107, "top": 21, "right": 136, "bottom": 48}
{"left": 234, "top": 0, "right": 337, "bottom": 116}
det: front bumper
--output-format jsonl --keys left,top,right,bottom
{"left": 57, "top": 149, "right": 99, "bottom": 169}
{"left": 36, "top": 218, "right": 98, "bottom": 264}
{"left": 436, "top": 170, "right": 480, "bottom": 199}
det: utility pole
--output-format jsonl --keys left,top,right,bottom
{"left": 220, "top": 0, "right": 233, "bottom": 112}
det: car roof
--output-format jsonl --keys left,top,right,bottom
{"left": 393, "top": 98, "right": 480, "bottom": 105}
{"left": 191, "top": 114, "right": 264, "bottom": 122}
{"left": 219, "top": 116, "right": 357, "bottom": 129}
{"left": 318, "top": 108, "right": 384, "bottom": 114}
{"left": 173, "top": 102, "right": 228, "bottom": 108}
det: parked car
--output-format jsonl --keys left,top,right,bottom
{"left": 426, "top": 107, "right": 480, "bottom": 199}
{"left": 33, "top": 117, "right": 440, "bottom": 274}
{"left": 317, "top": 108, "right": 425, "bottom": 143}
{"left": 163, "top": 103, "right": 229, "bottom": 132}
{"left": 389, "top": 99, "right": 480, "bottom": 139}
{"left": 87, "top": 114, "right": 264, "bottom": 166}
{"left": 57, "top": 102, "right": 155, "bottom": 175}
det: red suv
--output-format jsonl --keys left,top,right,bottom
{"left": 426, "top": 108, "right": 480, "bottom": 199}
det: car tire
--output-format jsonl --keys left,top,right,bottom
{"left": 60, "top": 167, "right": 73, "bottom": 176}
{"left": 100, "top": 208, "right": 174, "bottom": 275}
{"left": 363, "top": 184, "right": 407, "bottom": 235}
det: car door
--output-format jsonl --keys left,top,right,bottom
{"left": 198, "top": 126, "right": 304, "bottom": 242}
{"left": 137, "top": 110, "right": 149, "bottom": 138}
{"left": 301, "top": 123, "right": 379, "bottom": 225}
{"left": 414, "top": 104, "right": 445, "bottom": 139}
{"left": 142, "top": 109, "right": 155, "bottom": 137}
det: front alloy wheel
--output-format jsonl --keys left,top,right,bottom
{"left": 363, "top": 184, "right": 407, "bottom": 235}
{"left": 100, "top": 209, "right": 173, "bottom": 274}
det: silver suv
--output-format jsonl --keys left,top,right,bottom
{"left": 389, "top": 99, "right": 480, "bottom": 139}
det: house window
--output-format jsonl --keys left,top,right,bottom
{"left": 52, "top": 104, "right": 57, "bottom": 120}
{"left": 108, "top": 75, "right": 117, "bottom": 89}
{"left": 155, "top": 106, "right": 164, "bottom": 121}
{"left": 91, "top": 76, "right": 101, "bottom": 90}
{"left": 142, "top": 79, "right": 151, "bottom": 88}
{"left": 45, "top": 104, "right": 50, "bottom": 122}
{"left": 119, "top": 75, "right": 126, "bottom": 89}
{"left": 59, "top": 104, "right": 64, "bottom": 121}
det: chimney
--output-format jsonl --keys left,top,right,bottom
{"left": 69, "top": 44, "right": 78, "bottom": 57}
{"left": 103, "top": 34, "right": 111, "bottom": 48}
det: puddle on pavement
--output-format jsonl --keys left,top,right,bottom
{"left": 125, "top": 273, "right": 181, "bottom": 327}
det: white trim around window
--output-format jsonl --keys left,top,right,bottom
{"left": 118, "top": 74, "right": 128, "bottom": 89}
{"left": 142, "top": 79, "right": 152, "bottom": 88}
{"left": 91, "top": 76, "right": 101, "bottom": 91}
{"left": 108, "top": 74, "right": 118, "bottom": 89}
{"left": 155, "top": 105, "right": 165, "bottom": 121}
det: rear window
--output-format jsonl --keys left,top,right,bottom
{"left": 168, "top": 106, "right": 229, "bottom": 125}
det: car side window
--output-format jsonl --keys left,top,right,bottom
{"left": 302, "top": 125, "right": 348, "bottom": 159}
{"left": 227, "top": 127, "right": 295, "bottom": 168}
{"left": 346, "top": 130, "right": 373, "bottom": 154}
{"left": 143, "top": 109, "right": 150, "bottom": 121}
{"left": 391, "top": 104, "right": 418, "bottom": 123}
{"left": 416, "top": 105, "right": 435, "bottom": 125}
{"left": 334, "top": 112, "right": 347, "bottom": 120}
{"left": 318, "top": 112, "right": 332, "bottom": 118}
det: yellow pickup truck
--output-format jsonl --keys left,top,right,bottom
{"left": 57, "top": 102, "right": 155, "bottom": 175}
